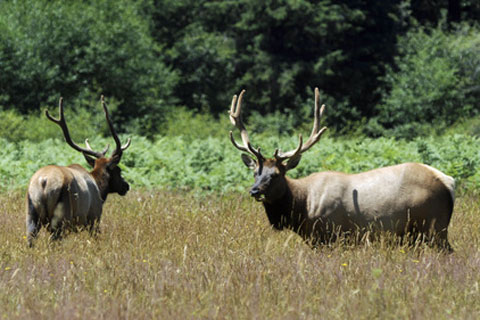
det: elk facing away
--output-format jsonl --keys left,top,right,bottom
{"left": 229, "top": 89, "right": 455, "bottom": 250}
{"left": 26, "top": 97, "right": 131, "bottom": 247}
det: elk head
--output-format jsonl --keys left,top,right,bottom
{"left": 45, "top": 96, "right": 131, "bottom": 198}
{"left": 229, "top": 89, "right": 327, "bottom": 203}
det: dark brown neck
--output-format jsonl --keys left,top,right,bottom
{"left": 262, "top": 177, "right": 307, "bottom": 232}
{"left": 90, "top": 168, "right": 109, "bottom": 202}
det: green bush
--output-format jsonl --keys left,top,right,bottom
{"left": 3, "top": 132, "right": 480, "bottom": 194}
{"left": 157, "top": 107, "right": 231, "bottom": 141}
{"left": 0, "top": 96, "right": 119, "bottom": 143}
{"left": 0, "top": 0, "right": 177, "bottom": 134}
{"left": 373, "top": 24, "right": 480, "bottom": 139}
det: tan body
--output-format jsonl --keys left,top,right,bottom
{"left": 272, "top": 163, "right": 455, "bottom": 244}
{"left": 26, "top": 97, "right": 131, "bottom": 247}
{"left": 27, "top": 165, "right": 103, "bottom": 236}
{"left": 228, "top": 89, "right": 455, "bottom": 249}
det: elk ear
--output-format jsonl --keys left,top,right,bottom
{"left": 285, "top": 153, "right": 302, "bottom": 171}
{"left": 83, "top": 154, "right": 96, "bottom": 168}
{"left": 241, "top": 154, "right": 256, "bottom": 170}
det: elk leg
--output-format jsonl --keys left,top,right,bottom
{"left": 437, "top": 232, "right": 453, "bottom": 252}
{"left": 26, "top": 196, "right": 41, "bottom": 247}
{"left": 49, "top": 201, "right": 69, "bottom": 241}
{"left": 408, "top": 217, "right": 452, "bottom": 252}
{"left": 26, "top": 216, "right": 40, "bottom": 247}
{"left": 49, "top": 218, "right": 64, "bottom": 241}
{"left": 88, "top": 216, "right": 101, "bottom": 237}
{"left": 430, "top": 226, "right": 453, "bottom": 252}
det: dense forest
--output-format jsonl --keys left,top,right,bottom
{"left": 1, "top": 0, "right": 480, "bottom": 139}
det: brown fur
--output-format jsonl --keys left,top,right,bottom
{"left": 229, "top": 89, "right": 454, "bottom": 249}
{"left": 27, "top": 96, "right": 131, "bottom": 247}
{"left": 248, "top": 160, "right": 455, "bottom": 249}
{"left": 26, "top": 159, "right": 129, "bottom": 247}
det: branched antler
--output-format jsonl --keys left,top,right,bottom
{"left": 45, "top": 98, "right": 110, "bottom": 158}
{"left": 101, "top": 96, "right": 131, "bottom": 161}
{"left": 46, "top": 96, "right": 131, "bottom": 161}
{"left": 229, "top": 90, "right": 265, "bottom": 161}
{"left": 228, "top": 88, "right": 327, "bottom": 163}
{"left": 274, "top": 87, "right": 327, "bottom": 161}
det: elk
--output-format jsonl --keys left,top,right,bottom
{"left": 26, "top": 96, "right": 131, "bottom": 247}
{"left": 229, "top": 89, "right": 455, "bottom": 250}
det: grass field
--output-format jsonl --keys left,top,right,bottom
{"left": 1, "top": 189, "right": 480, "bottom": 319}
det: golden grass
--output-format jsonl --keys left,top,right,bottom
{"left": 1, "top": 189, "right": 480, "bottom": 319}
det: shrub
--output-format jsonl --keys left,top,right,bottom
{"left": 0, "top": 0, "right": 177, "bottom": 134}
{"left": 3, "top": 132, "right": 480, "bottom": 194}
{"left": 374, "top": 24, "right": 480, "bottom": 139}
{"left": 157, "top": 107, "right": 231, "bottom": 141}
{"left": 0, "top": 96, "right": 119, "bottom": 143}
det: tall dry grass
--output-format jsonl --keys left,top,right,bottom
{"left": 1, "top": 189, "right": 480, "bottom": 319}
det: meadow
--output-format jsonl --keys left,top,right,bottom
{"left": 1, "top": 131, "right": 480, "bottom": 319}
{"left": 1, "top": 190, "right": 480, "bottom": 319}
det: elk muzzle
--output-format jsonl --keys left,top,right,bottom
{"left": 118, "top": 181, "right": 130, "bottom": 196}
{"left": 249, "top": 186, "right": 265, "bottom": 202}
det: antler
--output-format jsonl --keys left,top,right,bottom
{"left": 45, "top": 97, "right": 110, "bottom": 158}
{"left": 229, "top": 90, "right": 265, "bottom": 161}
{"left": 274, "top": 87, "right": 327, "bottom": 161}
{"left": 101, "top": 95, "right": 131, "bottom": 160}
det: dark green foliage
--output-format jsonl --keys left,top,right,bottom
{"left": 1, "top": 0, "right": 480, "bottom": 138}
{"left": 141, "top": 0, "right": 409, "bottom": 132}
{"left": 0, "top": 99, "right": 112, "bottom": 142}
{"left": 371, "top": 24, "right": 480, "bottom": 139}
{"left": 147, "top": 0, "right": 236, "bottom": 115}
{"left": 0, "top": 0, "right": 177, "bottom": 134}
{"left": 409, "top": 0, "right": 480, "bottom": 26}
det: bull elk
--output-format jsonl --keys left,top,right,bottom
{"left": 26, "top": 97, "right": 131, "bottom": 247}
{"left": 229, "top": 89, "right": 455, "bottom": 250}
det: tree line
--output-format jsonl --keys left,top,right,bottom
{"left": 0, "top": 0, "right": 479, "bottom": 138}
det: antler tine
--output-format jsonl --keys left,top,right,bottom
{"left": 45, "top": 97, "right": 64, "bottom": 124}
{"left": 274, "top": 134, "right": 303, "bottom": 161}
{"left": 229, "top": 131, "right": 249, "bottom": 153}
{"left": 301, "top": 87, "right": 328, "bottom": 153}
{"left": 228, "top": 90, "right": 265, "bottom": 160}
{"left": 229, "top": 94, "right": 239, "bottom": 126}
{"left": 101, "top": 95, "right": 131, "bottom": 158}
{"left": 247, "top": 143, "right": 265, "bottom": 162}
{"left": 312, "top": 87, "right": 320, "bottom": 135}
{"left": 45, "top": 97, "right": 107, "bottom": 158}
{"left": 85, "top": 139, "right": 110, "bottom": 157}
{"left": 274, "top": 88, "right": 328, "bottom": 161}
{"left": 121, "top": 138, "right": 131, "bottom": 151}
